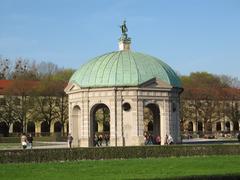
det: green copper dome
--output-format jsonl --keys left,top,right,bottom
{"left": 70, "top": 51, "right": 181, "bottom": 88}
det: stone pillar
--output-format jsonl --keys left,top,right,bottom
{"left": 81, "top": 97, "right": 90, "bottom": 147}
{"left": 9, "top": 124, "right": 13, "bottom": 133}
{"left": 110, "top": 98, "right": 116, "bottom": 147}
{"left": 193, "top": 121, "right": 197, "bottom": 132}
{"left": 137, "top": 100, "right": 144, "bottom": 145}
{"left": 221, "top": 121, "right": 225, "bottom": 131}
{"left": 35, "top": 122, "right": 41, "bottom": 135}
{"left": 230, "top": 121, "right": 234, "bottom": 132}
{"left": 212, "top": 122, "right": 216, "bottom": 132}
{"left": 115, "top": 91, "right": 124, "bottom": 146}
{"left": 160, "top": 100, "right": 170, "bottom": 145}
{"left": 50, "top": 122, "right": 54, "bottom": 134}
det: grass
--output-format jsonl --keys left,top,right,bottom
{"left": 0, "top": 142, "right": 62, "bottom": 150}
{"left": 0, "top": 155, "right": 240, "bottom": 180}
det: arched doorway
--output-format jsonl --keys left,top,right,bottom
{"left": 233, "top": 121, "right": 239, "bottom": 131}
{"left": 0, "top": 121, "right": 9, "bottom": 137}
{"left": 216, "top": 122, "right": 221, "bottom": 132}
{"left": 72, "top": 105, "right": 80, "bottom": 146}
{"left": 90, "top": 103, "right": 110, "bottom": 146}
{"left": 198, "top": 122, "right": 203, "bottom": 132}
{"left": 188, "top": 121, "right": 193, "bottom": 132}
{"left": 144, "top": 103, "right": 160, "bottom": 144}
{"left": 41, "top": 121, "right": 50, "bottom": 136}
{"left": 54, "top": 121, "right": 62, "bottom": 133}
{"left": 13, "top": 121, "right": 22, "bottom": 133}
{"left": 225, "top": 121, "right": 230, "bottom": 133}
{"left": 27, "top": 121, "right": 35, "bottom": 134}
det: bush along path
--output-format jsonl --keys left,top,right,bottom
{"left": 0, "top": 144, "right": 240, "bottom": 163}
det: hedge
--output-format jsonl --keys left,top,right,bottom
{"left": 0, "top": 144, "right": 240, "bottom": 163}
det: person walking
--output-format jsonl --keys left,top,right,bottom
{"left": 167, "top": 134, "right": 173, "bottom": 145}
{"left": 21, "top": 133, "right": 27, "bottom": 149}
{"left": 164, "top": 134, "right": 168, "bottom": 145}
{"left": 104, "top": 134, "right": 109, "bottom": 146}
{"left": 27, "top": 133, "right": 33, "bottom": 149}
{"left": 67, "top": 133, "right": 73, "bottom": 148}
{"left": 98, "top": 134, "right": 103, "bottom": 146}
{"left": 94, "top": 134, "right": 99, "bottom": 147}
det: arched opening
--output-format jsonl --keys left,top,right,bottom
{"left": 13, "top": 121, "right": 22, "bottom": 133}
{"left": 225, "top": 121, "right": 230, "bottom": 133}
{"left": 144, "top": 103, "right": 160, "bottom": 144}
{"left": 233, "top": 121, "right": 239, "bottom": 131}
{"left": 0, "top": 121, "right": 9, "bottom": 137}
{"left": 54, "top": 121, "right": 62, "bottom": 133}
{"left": 41, "top": 121, "right": 50, "bottom": 136}
{"left": 216, "top": 122, "right": 221, "bottom": 131}
{"left": 198, "top": 122, "right": 203, "bottom": 132}
{"left": 188, "top": 121, "right": 193, "bottom": 132}
{"left": 27, "top": 121, "right": 35, "bottom": 134}
{"left": 91, "top": 103, "right": 110, "bottom": 146}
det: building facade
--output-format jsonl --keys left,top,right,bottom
{"left": 65, "top": 22, "right": 183, "bottom": 147}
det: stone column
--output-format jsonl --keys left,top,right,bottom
{"left": 160, "top": 100, "right": 170, "bottom": 145}
{"left": 137, "top": 100, "right": 144, "bottom": 145}
{"left": 50, "top": 122, "right": 54, "bottom": 134}
{"left": 115, "top": 90, "right": 124, "bottom": 146}
{"left": 212, "top": 122, "right": 217, "bottom": 132}
{"left": 109, "top": 99, "right": 116, "bottom": 146}
{"left": 9, "top": 124, "right": 13, "bottom": 133}
{"left": 81, "top": 96, "right": 90, "bottom": 147}
{"left": 221, "top": 121, "right": 225, "bottom": 131}
{"left": 230, "top": 121, "right": 234, "bottom": 132}
{"left": 193, "top": 121, "right": 197, "bottom": 132}
{"left": 35, "top": 122, "right": 41, "bottom": 135}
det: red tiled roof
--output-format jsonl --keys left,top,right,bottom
{"left": 0, "top": 80, "right": 12, "bottom": 94}
{"left": 0, "top": 80, "right": 39, "bottom": 95}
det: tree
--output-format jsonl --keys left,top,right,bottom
{"left": 32, "top": 79, "right": 63, "bottom": 135}
{"left": 5, "top": 80, "right": 37, "bottom": 133}
{"left": 0, "top": 57, "right": 11, "bottom": 79}
{"left": 11, "top": 58, "right": 39, "bottom": 80}
{"left": 95, "top": 107, "right": 110, "bottom": 132}
{"left": 0, "top": 96, "right": 17, "bottom": 133}
{"left": 180, "top": 72, "right": 233, "bottom": 134}
{"left": 52, "top": 69, "right": 75, "bottom": 82}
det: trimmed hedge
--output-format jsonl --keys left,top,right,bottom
{"left": 0, "top": 144, "right": 240, "bottom": 163}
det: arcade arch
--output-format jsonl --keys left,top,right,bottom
{"left": 90, "top": 103, "right": 110, "bottom": 146}
{"left": 144, "top": 103, "right": 160, "bottom": 142}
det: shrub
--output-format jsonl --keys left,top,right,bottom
{"left": 0, "top": 144, "right": 240, "bottom": 164}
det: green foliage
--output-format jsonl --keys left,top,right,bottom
{"left": 181, "top": 72, "right": 228, "bottom": 88}
{"left": 52, "top": 69, "right": 75, "bottom": 82}
{"left": 0, "top": 145, "right": 240, "bottom": 163}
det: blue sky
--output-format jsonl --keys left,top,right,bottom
{"left": 0, "top": 0, "right": 240, "bottom": 77}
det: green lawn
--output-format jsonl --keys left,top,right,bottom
{"left": 0, "top": 155, "right": 240, "bottom": 180}
{"left": 0, "top": 143, "right": 21, "bottom": 149}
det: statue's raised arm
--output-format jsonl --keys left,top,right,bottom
{"left": 120, "top": 20, "right": 128, "bottom": 34}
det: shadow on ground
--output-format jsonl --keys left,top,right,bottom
{"left": 132, "top": 174, "right": 240, "bottom": 180}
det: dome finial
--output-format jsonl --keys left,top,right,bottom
{"left": 120, "top": 19, "right": 128, "bottom": 35}
{"left": 119, "top": 20, "right": 131, "bottom": 51}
